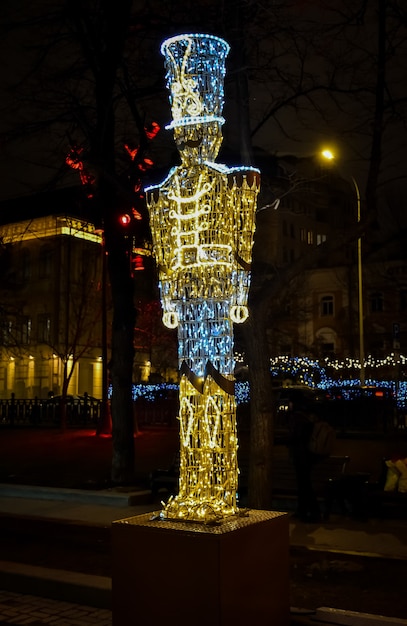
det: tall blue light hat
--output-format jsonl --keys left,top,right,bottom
{"left": 160, "top": 34, "right": 230, "bottom": 130}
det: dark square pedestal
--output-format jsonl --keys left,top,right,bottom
{"left": 112, "top": 509, "right": 289, "bottom": 626}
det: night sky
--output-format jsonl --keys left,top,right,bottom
{"left": 0, "top": 1, "right": 406, "bottom": 215}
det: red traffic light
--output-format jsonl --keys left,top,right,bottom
{"left": 132, "top": 255, "right": 144, "bottom": 271}
{"left": 118, "top": 213, "right": 132, "bottom": 227}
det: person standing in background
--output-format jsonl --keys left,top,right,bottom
{"left": 286, "top": 397, "right": 321, "bottom": 522}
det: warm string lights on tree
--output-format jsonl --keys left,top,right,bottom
{"left": 146, "top": 34, "right": 260, "bottom": 523}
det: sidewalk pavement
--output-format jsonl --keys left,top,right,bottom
{"left": 1, "top": 483, "right": 407, "bottom": 625}
{"left": 2, "top": 483, "right": 407, "bottom": 559}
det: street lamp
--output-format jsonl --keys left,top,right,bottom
{"left": 321, "top": 149, "right": 365, "bottom": 386}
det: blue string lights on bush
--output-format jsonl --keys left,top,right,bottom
{"left": 132, "top": 354, "right": 407, "bottom": 411}
{"left": 266, "top": 354, "right": 406, "bottom": 409}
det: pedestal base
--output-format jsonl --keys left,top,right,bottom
{"left": 112, "top": 509, "right": 289, "bottom": 626}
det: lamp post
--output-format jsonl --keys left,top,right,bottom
{"left": 321, "top": 150, "right": 365, "bottom": 386}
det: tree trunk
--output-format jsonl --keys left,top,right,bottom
{"left": 89, "top": 0, "right": 135, "bottom": 483}
{"left": 107, "top": 244, "right": 136, "bottom": 483}
{"left": 60, "top": 361, "right": 69, "bottom": 432}
{"left": 227, "top": 0, "right": 275, "bottom": 509}
{"left": 244, "top": 301, "right": 274, "bottom": 510}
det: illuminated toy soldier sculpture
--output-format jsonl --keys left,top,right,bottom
{"left": 146, "top": 34, "right": 260, "bottom": 523}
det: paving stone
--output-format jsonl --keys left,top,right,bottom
{"left": 0, "top": 591, "right": 111, "bottom": 626}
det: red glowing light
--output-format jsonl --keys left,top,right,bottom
{"left": 132, "top": 208, "right": 142, "bottom": 220}
{"left": 137, "top": 158, "right": 154, "bottom": 172}
{"left": 124, "top": 144, "right": 139, "bottom": 160}
{"left": 66, "top": 146, "right": 84, "bottom": 170}
{"left": 66, "top": 145, "right": 95, "bottom": 196}
{"left": 119, "top": 213, "right": 132, "bottom": 226}
{"left": 145, "top": 121, "right": 160, "bottom": 140}
{"left": 79, "top": 170, "right": 95, "bottom": 186}
{"left": 133, "top": 255, "right": 144, "bottom": 271}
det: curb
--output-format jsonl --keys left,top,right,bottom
{"left": 0, "top": 560, "right": 111, "bottom": 609}
{"left": 0, "top": 483, "right": 151, "bottom": 507}
{"left": 0, "top": 559, "right": 315, "bottom": 623}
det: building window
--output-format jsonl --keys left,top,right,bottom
{"left": 370, "top": 339, "right": 385, "bottom": 358}
{"left": 39, "top": 246, "right": 53, "bottom": 278}
{"left": 280, "top": 344, "right": 292, "bottom": 356}
{"left": 307, "top": 230, "right": 313, "bottom": 245}
{"left": 37, "top": 314, "right": 51, "bottom": 343}
{"left": 370, "top": 292, "right": 384, "bottom": 313}
{"left": 19, "top": 317, "right": 32, "bottom": 345}
{"left": 320, "top": 295, "right": 334, "bottom": 316}
{"left": 290, "top": 223, "right": 295, "bottom": 238}
{"left": 400, "top": 289, "right": 407, "bottom": 312}
{"left": 316, "top": 233, "right": 327, "bottom": 246}
{"left": 20, "top": 249, "right": 31, "bottom": 281}
{"left": 1, "top": 320, "right": 13, "bottom": 346}
{"left": 300, "top": 228, "right": 306, "bottom": 242}
{"left": 282, "top": 220, "right": 288, "bottom": 236}
{"left": 321, "top": 342, "right": 335, "bottom": 357}
{"left": 316, "top": 327, "right": 336, "bottom": 357}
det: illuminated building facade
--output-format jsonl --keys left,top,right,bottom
{"left": 146, "top": 34, "right": 260, "bottom": 522}
{"left": 255, "top": 155, "right": 406, "bottom": 361}
{"left": 0, "top": 213, "right": 105, "bottom": 400}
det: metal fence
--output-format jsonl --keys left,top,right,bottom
{"left": 0, "top": 397, "right": 101, "bottom": 428}
{"left": 0, "top": 395, "right": 179, "bottom": 429}
{"left": 134, "top": 396, "right": 179, "bottom": 429}
{"left": 1, "top": 392, "right": 405, "bottom": 434}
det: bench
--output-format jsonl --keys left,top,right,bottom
{"left": 237, "top": 454, "right": 351, "bottom": 516}
{"left": 271, "top": 454, "right": 351, "bottom": 519}
{"left": 273, "top": 455, "right": 349, "bottom": 493}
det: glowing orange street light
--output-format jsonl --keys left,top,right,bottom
{"left": 321, "top": 149, "right": 335, "bottom": 161}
